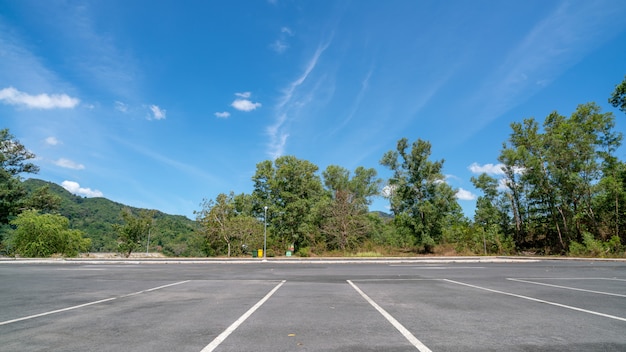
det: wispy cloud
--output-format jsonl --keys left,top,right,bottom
{"left": 0, "top": 87, "right": 79, "bottom": 109}
{"left": 54, "top": 158, "right": 85, "bottom": 170}
{"left": 62, "top": 180, "right": 103, "bottom": 197}
{"left": 235, "top": 92, "right": 252, "bottom": 99}
{"left": 115, "top": 101, "right": 129, "bottom": 113}
{"left": 469, "top": 1, "right": 626, "bottom": 132}
{"left": 215, "top": 111, "right": 231, "bottom": 118}
{"left": 268, "top": 40, "right": 332, "bottom": 158}
{"left": 270, "top": 26, "right": 294, "bottom": 54}
{"left": 149, "top": 105, "right": 166, "bottom": 120}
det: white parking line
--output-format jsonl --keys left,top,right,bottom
{"left": 0, "top": 280, "right": 190, "bottom": 326}
{"left": 507, "top": 278, "right": 626, "bottom": 298}
{"left": 347, "top": 280, "right": 432, "bottom": 352}
{"left": 200, "top": 280, "right": 286, "bottom": 352}
{"left": 444, "top": 279, "right": 626, "bottom": 322}
{"left": 389, "top": 266, "right": 485, "bottom": 269}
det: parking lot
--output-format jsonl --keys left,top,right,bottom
{"left": 1, "top": 258, "right": 624, "bottom": 351}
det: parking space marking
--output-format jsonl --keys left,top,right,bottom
{"left": 347, "top": 280, "right": 432, "bottom": 352}
{"left": 444, "top": 279, "right": 626, "bottom": 322}
{"left": 200, "top": 280, "right": 286, "bottom": 352}
{"left": 514, "top": 277, "right": 626, "bottom": 282}
{"left": 0, "top": 280, "right": 191, "bottom": 326}
{"left": 507, "top": 278, "right": 626, "bottom": 298}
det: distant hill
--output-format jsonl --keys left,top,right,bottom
{"left": 370, "top": 210, "right": 393, "bottom": 221}
{"left": 22, "top": 179, "right": 201, "bottom": 256}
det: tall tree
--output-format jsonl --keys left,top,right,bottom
{"left": 320, "top": 165, "right": 381, "bottom": 251}
{"left": 251, "top": 156, "right": 324, "bottom": 252}
{"left": 381, "top": 138, "right": 461, "bottom": 252}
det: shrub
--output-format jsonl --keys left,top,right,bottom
{"left": 10, "top": 210, "right": 91, "bottom": 257}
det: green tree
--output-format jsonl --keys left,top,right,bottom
{"left": 609, "top": 75, "right": 626, "bottom": 114}
{"left": 320, "top": 165, "right": 380, "bottom": 251}
{"left": 0, "top": 129, "right": 40, "bottom": 225}
{"left": 23, "top": 185, "right": 62, "bottom": 213}
{"left": 196, "top": 192, "right": 261, "bottom": 257}
{"left": 114, "top": 208, "right": 155, "bottom": 257}
{"left": 9, "top": 210, "right": 91, "bottom": 257}
{"left": 0, "top": 128, "right": 39, "bottom": 176}
{"left": 498, "top": 103, "right": 622, "bottom": 252}
{"left": 251, "top": 156, "right": 324, "bottom": 252}
{"left": 380, "top": 138, "right": 461, "bottom": 252}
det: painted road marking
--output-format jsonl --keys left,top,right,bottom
{"left": 507, "top": 278, "right": 626, "bottom": 298}
{"left": 513, "top": 277, "right": 626, "bottom": 282}
{"left": 347, "top": 280, "right": 432, "bottom": 352}
{"left": 444, "top": 279, "right": 626, "bottom": 322}
{"left": 200, "top": 280, "right": 286, "bottom": 352}
{"left": 389, "top": 265, "right": 485, "bottom": 269}
{"left": 0, "top": 280, "right": 190, "bottom": 326}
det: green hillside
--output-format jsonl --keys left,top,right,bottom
{"left": 22, "top": 179, "right": 201, "bottom": 256}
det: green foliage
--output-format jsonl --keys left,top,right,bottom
{"left": 446, "top": 223, "right": 515, "bottom": 255}
{"left": 569, "top": 233, "right": 624, "bottom": 257}
{"left": 498, "top": 103, "right": 622, "bottom": 252}
{"left": 196, "top": 192, "right": 263, "bottom": 257}
{"left": 9, "top": 210, "right": 91, "bottom": 257}
{"left": 296, "top": 246, "right": 310, "bottom": 257}
{"left": 609, "top": 75, "right": 626, "bottom": 114}
{"left": 1, "top": 129, "right": 40, "bottom": 225}
{"left": 252, "top": 156, "right": 325, "bottom": 252}
{"left": 114, "top": 208, "right": 155, "bottom": 258}
{"left": 380, "top": 138, "right": 462, "bottom": 252}
{"left": 20, "top": 179, "right": 197, "bottom": 255}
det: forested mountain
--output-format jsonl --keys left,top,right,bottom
{"left": 22, "top": 179, "right": 201, "bottom": 256}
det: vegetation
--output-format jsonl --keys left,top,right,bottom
{"left": 2, "top": 76, "right": 626, "bottom": 258}
{"left": 9, "top": 210, "right": 91, "bottom": 257}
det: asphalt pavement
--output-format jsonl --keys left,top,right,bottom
{"left": 0, "top": 258, "right": 624, "bottom": 351}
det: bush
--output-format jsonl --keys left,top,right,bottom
{"left": 296, "top": 246, "right": 310, "bottom": 257}
{"left": 569, "top": 233, "right": 624, "bottom": 257}
{"left": 10, "top": 210, "right": 91, "bottom": 257}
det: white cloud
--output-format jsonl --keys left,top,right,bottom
{"left": 45, "top": 137, "right": 60, "bottom": 146}
{"left": 115, "top": 101, "right": 128, "bottom": 113}
{"left": 231, "top": 99, "right": 261, "bottom": 112}
{"left": 468, "top": 162, "right": 505, "bottom": 175}
{"left": 215, "top": 111, "right": 230, "bottom": 118}
{"left": 456, "top": 188, "right": 477, "bottom": 201}
{"left": 54, "top": 158, "right": 85, "bottom": 170}
{"left": 149, "top": 105, "right": 166, "bottom": 120}
{"left": 235, "top": 92, "right": 251, "bottom": 98}
{"left": 0, "top": 87, "right": 79, "bottom": 109}
{"left": 61, "top": 180, "right": 103, "bottom": 197}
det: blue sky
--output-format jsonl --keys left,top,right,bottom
{"left": 2, "top": 0, "right": 626, "bottom": 219}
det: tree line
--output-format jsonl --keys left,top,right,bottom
{"left": 2, "top": 75, "right": 626, "bottom": 257}
{"left": 196, "top": 76, "right": 626, "bottom": 257}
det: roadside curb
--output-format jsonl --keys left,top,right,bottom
{"left": 1, "top": 255, "right": 624, "bottom": 265}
